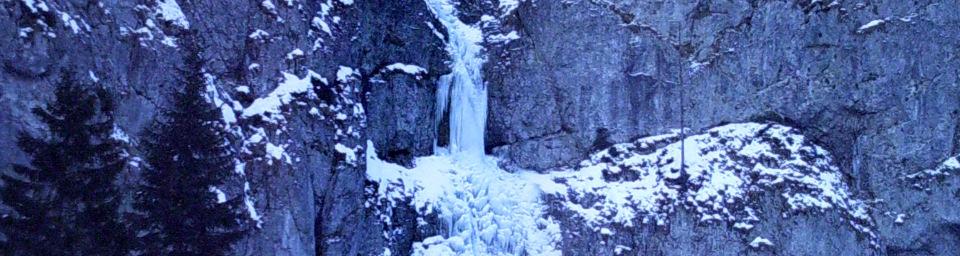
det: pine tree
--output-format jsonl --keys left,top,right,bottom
{"left": 1, "top": 71, "right": 129, "bottom": 256}
{"left": 133, "top": 33, "right": 247, "bottom": 256}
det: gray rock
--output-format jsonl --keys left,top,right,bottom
{"left": 484, "top": 0, "right": 960, "bottom": 254}
{"left": 0, "top": 0, "right": 447, "bottom": 255}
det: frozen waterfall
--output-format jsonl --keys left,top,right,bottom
{"left": 366, "top": 0, "right": 562, "bottom": 255}
{"left": 428, "top": 0, "right": 488, "bottom": 159}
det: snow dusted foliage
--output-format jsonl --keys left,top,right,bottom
{"left": 366, "top": 143, "right": 561, "bottom": 256}
{"left": 540, "top": 122, "right": 877, "bottom": 244}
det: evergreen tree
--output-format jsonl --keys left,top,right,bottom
{"left": 133, "top": 34, "right": 247, "bottom": 256}
{"left": 0, "top": 72, "right": 129, "bottom": 256}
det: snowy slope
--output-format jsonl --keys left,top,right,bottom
{"left": 367, "top": 143, "right": 561, "bottom": 255}
{"left": 367, "top": 123, "right": 879, "bottom": 254}
{"left": 538, "top": 123, "right": 876, "bottom": 244}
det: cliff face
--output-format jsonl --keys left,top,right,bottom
{"left": 482, "top": 0, "right": 960, "bottom": 254}
{"left": 0, "top": 0, "right": 447, "bottom": 255}
{"left": 2, "top": 0, "right": 960, "bottom": 255}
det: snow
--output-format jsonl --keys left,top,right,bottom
{"left": 733, "top": 222, "right": 754, "bottom": 230}
{"left": 286, "top": 48, "right": 304, "bottom": 60}
{"left": 895, "top": 213, "right": 907, "bottom": 224}
{"left": 614, "top": 245, "right": 632, "bottom": 255}
{"left": 857, "top": 19, "right": 885, "bottom": 33}
{"left": 944, "top": 156, "right": 960, "bottom": 169}
{"left": 221, "top": 105, "right": 237, "bottom": 124}
{"left": 366, "top": 141, "right": 561, "bottom": 255}
{"left": 906, "top": 154, "right": 959, "bottom": 180}
{"left": 235, "top": 161, "right": 246, "bottom": 175}
{"left": 749, "top": 237, "right": 773, "bottom": 248}
{"left": 110, "top": 125, "right": 130, "bottom": 143}
{"left": 499, "top": 0, "right": 520, "bottom": 15}
{"left": 312, "top": 16, "right": 333, "bottom": 36}
{"left": 425, "top": 21, "right": 444, "bottom": 39}
{"left": 599, "top": 228, "right": 613, "bottom": 235}
{"left": 88, "top": 71, "right": 99, "bottom": 82}
{"left": 58, "top": 12, "right": 81, "bottom": 34}
{"left": 265, "top": 143, "right": 288, "bottom": 163}
{"left": 18, "top": 27, "right": 33, "bottom": 38}
{"left": 244, "top": 182, "right": 263, "bottom": 228}
{"left": 385, "top": 63, "right": 427, "bottom": 75}
{"left": 334, "top": 143, "right": 358, "bottom": 165}
{"left": 338, "top": 0, "right": 353, "bottom": 5}
{"left": 210, "top": 187, "right": 227, "bottom": 204}
{"left": 156, "top": 0, "right": 190, "bottom": 28}
{"left": 235, "top": 86, "right": 250, "bottom": 94}
{"left": 336, "top": 66, "right": 357, "bottom": 82}
{"left": 247, "top": 131, "right": 264, "bottom": 144}
{"left": 22, "top": 0, "right": 50, "bottom": 14}
{"left": 243, "top": 71, "right": 325, "bottom": 121}
{"left": 533, "top": 123, "right": 875, "bottom": 242}
{"left": 899, "top": 13, "right": 918, "bottom": 22}
{"left": 249, "top": 29, "right": 270, "bottom": 40}
{"left": 486, "top": 31, "right": 519, "bottom": 43}
{"left": 160, "top": 36, "right": 178, "bottom": 47}
{"left": 261, "top": 0, "right": 277, "bottom": 13}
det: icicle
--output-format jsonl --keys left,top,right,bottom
{"left": 426, "top": 0, "right": 487, "bottom": 160}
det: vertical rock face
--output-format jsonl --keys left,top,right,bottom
{"left": 483, "top": 0, "right": 960, "bottom": 254}
{"left": 0, "top": 0, "right": 447, "bottom": 255}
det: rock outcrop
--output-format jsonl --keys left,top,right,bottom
{"left": 483, "top": 0, "right": 960, "bottom": 254}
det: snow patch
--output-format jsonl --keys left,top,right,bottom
{"left": 221, "top": 105, "right": 237, "bottom": 124}
{"left": 261, "top": 0, "right": 277, "bottom": 13}
{"left": 384, "top": 63, "right": 427, "bottom": 75}
{"left": 312, "top": 16, "right": 333, "bottom": 36}
{"left": 210, "top": 187, "right": 227, "bottom": 204}
{"left": 156, "top": 0, "right": 190, "bottom": 28}
{"left": 857, "top": 19, "right": 885, "bottom": 33}
{"left": 749, "top": 237, "right": 773, "bottom": 248}
{"left": 22, "top": 0, "right": 50, "bottom": 14}
{"left": 486, "top": 31, "right": 519, "bottom": 43}
{"left": 499, "top": 0, "right": 520, "bottom": 16}
{"left": 286, "top": 48, "right": 304, "bottom": 60}
{"left": 249, "top": 29, "right": 270, "bottom": 40}
{"left": 334, "top": 143, "right": 358, "bottom": 165}
{"left": 244, "top": 182, "right": 263, "bottom": 228}
{"left": 894, "top": 213, "right": 907, "bottom": 224}
{"left": 88, "top": 71, "right": 100, "bottom": 82}
{"left": 243, "top": 71, "right": 325, "bottom": 122}
{"left": 906, "top": 154, "right": 960, "bottom": 181}
{"left": 265, "top": 142, "right": 290, "bottom": 164}
{"left": 336, "top": 66, "right": 357, "bottom": 82}
{"left": 58, "top": 12, "right": 82, "bottom": 34}
{"left": 110, "top": 125, "right": 130, "bottom": 143}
